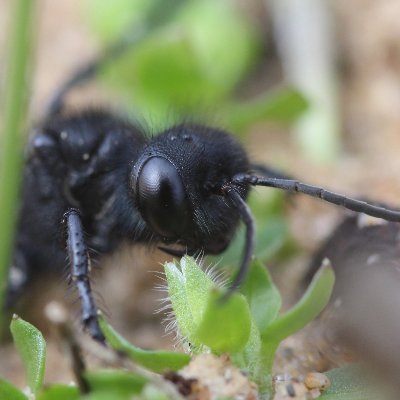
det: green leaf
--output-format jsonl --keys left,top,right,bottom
{"left": 91, "top": 0, "right": 260, "bottom": 125}
{"left": 261, "top": 261, "right": 334, "bottom": 342}
{"left": 0, "top": 377, "right": 28, "bottom": 400}
{"left": 195, "top": 288, "right": 251, "bottom": 354}
{"left": 164, "top": 260, "right": 197, "bottom": 344}
{"left": 226, "top": 87, "right": 309, "bottom": 132}
{"left": 98, "top": 315, "right": 190, "bottom": 373}
{"left": 37, "top": 385, "right": 79, "bottom": 400}
{"left": 214, "top": 217, "right": 288, "bottom": 269}
{"left": 85, "top": 369, "right": 146, "bottom": 396}
{"left": 164, "top": 256, "right": 214, "bottom": 349}
{"left": 240, "top": 259, "right": 281, "bottom": 332}
{"left": 85, "top": 0, "right": 158, "bottom": 44}
{"left": 180, "top": 256, "right": 214, "bottom": 325}
{"left": 319, "top": 365, "right": 373, "bottom": 400}
{"left": 10, "top": 315, "right": 46, "bottom": 394}
{"left": 83, "top": 393, "right": 132, "bottom": 400}
{"left": 211, "top": 191, "right": 290, "bottom": 271}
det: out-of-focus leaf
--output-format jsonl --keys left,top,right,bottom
{"left": 319, "top": 365, "right": 373, "bottom": 400}
{"left": 177, "top": 0, "right": 259, "bottom": 92}
{"left": 262, "top": 262, "right": 334, "bottom": 341}
{"left": 37, "top": 385, "right": 79, "bottom": 400}
{"left": 116, "top": 33, "right": 212, "bottom": 123}
{"left": 0, "top": 377, "right": 28, "bottom": 400}
{"left": 99, "top": 316, "right": 190, "bottom": 373}
{"left": 85, "top": 0, "right": 160, "bottom": 44}
{"left": 211, "top": 191, "right": 290, "bottom": 270}
{"left": 241, "top": 259, "right": 281, "bottom": 332}
{"left": 10, "top": 315, "right": 46, "bottom": 394}
{"left": 195, "top": 289, "right": 251, "bottom": 354}
{"left": 214, "top": 217, "right": 288, "bottom": 271}
{"left": 83, "top": 393, "right": 131, "bottom": 400}
{"left": 86, "top": 369, "right": 146, "bottom": 396}
{"left": 225, "top": 87, "right": 309, "bottom": 132}
{"left": 88, "top": 0, "right": 260, "bottom": 125}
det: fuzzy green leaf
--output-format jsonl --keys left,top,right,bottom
{"left": 181, "top": 256, "right": 214, "bottom": 325}
{"left": 10, "top": 315, "right": 46, "bottom": 394}
{"left": 241, "top": 259, "right": 281, "bottom": 332}
{"left": 0, "top": 377, "right": 28, "bottom": 400}
{"left": 164, "top": 256, "right": 214, "bottom": 348}
{"left": 195, "top": 288, "right": 251, "bottom": 354}
{"left": 164, "top": 260, "right": 197, "bottom": 343}
{"left": 262, "top": 262, "right": 334, "bottom": 342}
{"left": 99, "top": 315, "right": 190, "bottom": 373}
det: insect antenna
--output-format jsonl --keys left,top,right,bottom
{"left": 222, "top": 186, "right": 255, "bottom": 295}
{"left": 233, "top": 173, "right": 400, "bottom": 222}
{"left": 250, "top": 163, "right": 293, "bottom": 180}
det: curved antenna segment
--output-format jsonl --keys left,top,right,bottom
{"left": 223, "top": 187, "right": 255, "bottom": 294}
{"left": 233, "top": 173, "right": 400, "bottom": 222}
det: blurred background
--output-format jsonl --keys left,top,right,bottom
{"left": 2, "top": 0, "right": 400, "bottom": 390}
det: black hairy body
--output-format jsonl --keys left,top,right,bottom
{"left": 10, "top": 103, "right": 400, "bottom": 342}
{"left": 17, "top": 109, "right": 249, "bottom": 262}
{"left": 10, "top": 109, "right": 251, "bottom": 339}
{"left": 10, "top": 105, "right": 400, "bottom": 342}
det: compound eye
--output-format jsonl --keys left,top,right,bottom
{"left": 137, "top": 157, "right": 190, "bottom": 238}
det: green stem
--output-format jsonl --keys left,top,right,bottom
{"left": 0, "top": 1, "right": 36, "bottom": 326}
{"left": 256, "top": 341, "right": 279, "bottom": 399}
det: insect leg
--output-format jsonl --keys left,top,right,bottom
{"left": 233, "top": 173, "right": 400, "bottom": 222}
{"left": 64, "top": 209, "right": 105, "bottom": 343}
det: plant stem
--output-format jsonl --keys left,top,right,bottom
{"left": 0, "top": 0, "right": 36, "bottom": 326}
{"left": 255, "top": 341, "right": 279, "bottom": 399}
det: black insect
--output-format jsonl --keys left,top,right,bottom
{"left": 8, "top": 50, "right": 400, "bottom": 344}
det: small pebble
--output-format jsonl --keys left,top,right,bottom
{"left": 304, "top": 372, "right": 331, "bottom": 391}
{"left": 286, "top": 383, "right": 296, "bottom": 397}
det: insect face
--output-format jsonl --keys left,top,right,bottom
{"left": 131, "top": 123, "right": 251, "bottom": 254}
